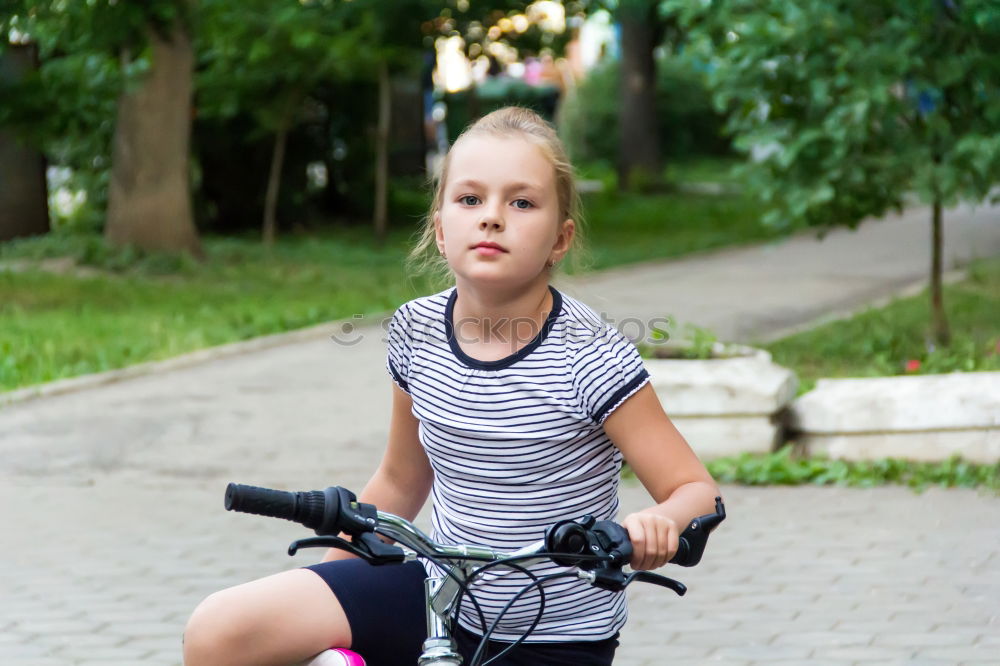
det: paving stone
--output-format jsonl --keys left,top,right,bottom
{"left": 101, "top": 621, "right": 184, "bottom": 638}
{"left": 0, "top": 641, "right": 54, "bottom": 658}
{"left": 833, "top": 620, "right": 933, "bottom": 635}
{"left": 140, "top": 650, "right": 183, "bottom": 665}
{"left": 711, "top": 645, "right": 814, "bottom": 660}
{"left": 51, "top": 644, "right": 155, "bottom": 660}
{"left": 873, "top": 632, "right": 974, "bottom": 647}
{"left": 752, "top": 662, "right": 848, "bottom": 666}
{"left": 10, "top": 619, "right": 107, "bottom": 635}
{"left": 917, "top": 646, "right": 1000, "bottom": 660}
{"left": 772, "top": 631, "right": 873, "bottom": 647}
{"left": 821, "top": 646, "right": 915, "bottom": 660}
{"left": 855, "top": 657, "right": 955, "bottom": 666}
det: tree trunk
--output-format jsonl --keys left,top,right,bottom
{"left": 0, "top": 44, "right": 49, "bottom": 241}
{"left": 105, "top": 20, "right": 201, "bottom": 256}
{"left": 262, "top": 103, "right": 293, "bottom": 247}
{"left": 930, "top": 198, "right": 951, "bottom": 346}
{"left": 617, "top": 1, "right": 662, "bottom": 192}
{"left": 373, "top": 60, "right": 391, "bottom": 244}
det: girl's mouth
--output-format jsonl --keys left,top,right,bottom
{"left": 472, "top": 242, "right": 507, "bottom": 256}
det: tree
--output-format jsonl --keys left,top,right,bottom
{"left": 199, "top": 0, "right": 375, "bottom": 245}
{"left": 361, "top": 0, "right": 438, "bottom": 244}
{"left": 675, "top": 0, "right": 1000, "bottom": 345}
{"left": 577, "top": 0, "right": 686, "bottom": 191}
{"left": 199, "top": 0, "right": 432, "bottom": 245}
{"left": 614, "top": 0, "right": 665, "bottom": 190}
{"left": 105, "top": 2, "right": 201, "bottom": 256}
{"left": 1, "top": 0, "right": 202, "bottom": 254}
{"left": 0, "top": 44, "right": 49, "bottom": 241}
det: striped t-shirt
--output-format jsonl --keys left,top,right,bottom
{"left": 385, "top": 285, "right": 650, "bottom": 642}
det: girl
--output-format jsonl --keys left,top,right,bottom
{"left": 183, "top": 107, "right": 721, "bottom": 666}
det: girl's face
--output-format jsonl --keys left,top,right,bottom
{"left": 435, "top": 134, "right": 574, "bottom": 291}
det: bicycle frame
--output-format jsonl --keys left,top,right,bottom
{"left": 294, "top": 511, "right": 555, "bottom": 666}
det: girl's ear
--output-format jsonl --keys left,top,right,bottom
{"left": 434, "top": 211, "right": 445, "bottom": 254}
{"left": 550, "top": 218, "right": 575, "bottom": 262}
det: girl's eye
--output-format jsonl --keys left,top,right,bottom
{"left": 459, "top": 195, "right": 480, "bottom": 206}
{"left": 512, "top": 199, "right": 534, "bottom": 210}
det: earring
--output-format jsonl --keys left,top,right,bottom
{"left": 546, "top": 258, "right": 556, "bottom": 268}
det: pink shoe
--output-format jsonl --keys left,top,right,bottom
{"left": 303, "top": 648, "right": 366, "bottom": 666}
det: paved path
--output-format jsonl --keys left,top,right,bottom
{"left": 1, "top": 203, "right": 999, "bottom": 665}
{"left": 560, "top": 200, "right": 1000, "bottom": 343}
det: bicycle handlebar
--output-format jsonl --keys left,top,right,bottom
{"left": 225, "top": 483, "right": 724, "bottom": 572}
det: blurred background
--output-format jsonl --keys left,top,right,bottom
{"left": 1, "top": 0, "right": 998, "bottom": 394}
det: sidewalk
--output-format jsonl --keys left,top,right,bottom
{"left": 1, "top": 202, "right": 998, "bottom": 665}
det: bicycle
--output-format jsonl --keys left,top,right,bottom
{"left": 223, "top": 483, "right": 726, "bottom": 666}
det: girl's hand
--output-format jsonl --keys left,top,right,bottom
{"left": 621, "top": 512, "right": 680, "bottom": 571}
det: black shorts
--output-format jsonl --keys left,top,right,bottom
{"left": 305, "top": 559, "right": 619, "bottom": 666}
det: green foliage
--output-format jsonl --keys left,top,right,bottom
{"left": 765, "top": 257, "right": 1000, "bottom": 393}
{"left": 197, "top": 0, "right": 383, "bottom": 126}
{"left": 0, "top": 0, "right": 194, "bottom": 226}
{"left": 705, "top": 446, "right": 1000, "bottom": 492}
{"left": 672, "top": 0, "right": 1000, "bottom": 232}
{"left": 560, "top": 54, "right": 731, "bottom": 169}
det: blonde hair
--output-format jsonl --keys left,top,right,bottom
{"left": 408, "top": 106, "right": 586, "bottom": 284}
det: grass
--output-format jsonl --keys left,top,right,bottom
{"left": 569, "top": 157, "right": 776, "bottom": 270}
{"left": 763, "top": 257, "right": 1000, "bottom": 393}
{"left": 0, "top": 162, "right": 770, "bottom": 392}
{"left": 0, "top": 229, "right": 438, "bottom": 391}
{"left": 704, "top": 446, "right": 1000, "bottom": 492}
{"left": 576, "top": 189, "right": 777, "bottom": 271}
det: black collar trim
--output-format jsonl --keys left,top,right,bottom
{"left": 444, "top": 286, "right": 563, "bottom": 370}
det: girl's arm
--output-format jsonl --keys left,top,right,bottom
{"left": 322, "top": 382, "right": 434, "bottom": 562}
{"left": 603, "top": 383, "right": 721, "bottom": 571}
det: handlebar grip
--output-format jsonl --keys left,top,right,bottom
{"left": 225, "top": 483, "right": 326, "bottom": 530}
{"left": 669, "top": 497, "right": 726, "bottom": 567}
{"left": 669, "top": 537, "right": 692, "bottom": 566}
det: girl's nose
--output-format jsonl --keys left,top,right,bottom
{"left": 479, "top": 214, "right": 504, "bottom": 231}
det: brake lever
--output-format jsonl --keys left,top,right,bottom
{"left": 287, "top": 532, "right": 406, "bottom": 565}
{"left": 624, "top": 570, "right": 687, "bottom": 596}
{"left": 288, "top": 535, "right": 358, "bottom": 556}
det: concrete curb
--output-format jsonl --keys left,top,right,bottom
{"left": 0, "top": 311, "right": 394, "bottom": 409}
{"left": 788, "top": 371, "right": 1000, "bottom": 463}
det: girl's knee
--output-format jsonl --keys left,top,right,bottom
{"left": 182, "top": 570, "right": 351, "bottom": 666}
{"left": 183, "top": 589, "right": 255, "bottom": 666}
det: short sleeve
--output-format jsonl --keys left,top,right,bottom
{"left": 385, "top": 305, "right": 413, "bottom": 393}
{"left": 572, "top": 325, "right": 650, "bottom": 425}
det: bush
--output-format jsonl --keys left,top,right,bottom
{"left": 559, "top": 55, "right": 731, "bottom": 169}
